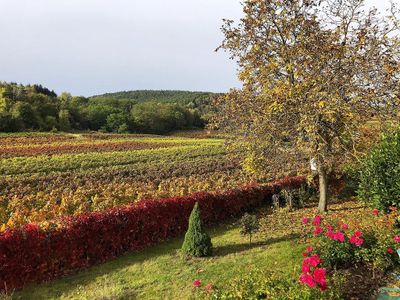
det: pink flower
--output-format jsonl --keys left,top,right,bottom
{"left": 305, "top": 255, "right": 320, "bottom": 267}
{"left": 206, "top": 283, "right": 213, "bottom": 292}
{"left": 193, "top": 279, "right": 201, "bottom": 287}
{"left": 349, "top": 234, "right": 364, "bottom": 247}
{"left": 302, "top": 217, "right": 308, "bottom": 225}
{"left": 314, "top": 226, "right": 323, "bottom": 236}
{"left": 319, "top": 281, "right": 327, "bottom": 291}
{"left": 388, "top": 248, "right": 394, "bottom": 254}
{"left": 333, "top": 231, "right": 345, "bottom": 242}
{"left": 300, "top": 255, "right": 327, "bottom": 291}
{"left": 299, "top": 273, "right": 316, "bottom": 288}
{"left": 302, "top": 263, "right": 311, "bottom": 273}
{"left": 342, "top": 223, "right": 349, "bottom": 230}
{"left": 326, "top": 230, "right": 335, "bottom": 240}
{"left": 313, "top": 268, "right": 326, "bottom": 285}
{"left": 304, "top": 275, "right": 316, "bottom": 288}
{"left": 394, "top": 235, "right": 400, "bottom": 243}
{"left": 355, "top": 238, "right": 364, "bottom": 246}
{"left": 372, "top": 209, "right": 379, "bottom": 216}
{"left": 306, "top": 245, "right": 313, "bottom": 252}
{"left": 299, "top": 274, "right": 307, "bottom": 283}
{"left": 313, "top": 215, "right": 322, "bottom": 226}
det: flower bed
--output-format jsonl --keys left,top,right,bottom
{"left": 299, "top": 208, "right": 400, "bottom": 298}
{"left": 0, "top": 176, "right": 305, "bottom": 291}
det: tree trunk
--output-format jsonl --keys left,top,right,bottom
{"left": 318, "top": 167, "right": 328, "bottom": 212}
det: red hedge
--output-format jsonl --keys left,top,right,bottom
{"left": 0, "top": 176, "right": 305, "bottom": 291}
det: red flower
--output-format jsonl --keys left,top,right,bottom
{"left": 394, "top": 235, "right": 400, "bottom": 243}
{"left": 313, "top": 268, "right": 326, "bottom": 285}
{"left": 372, "top": 209, "right": 379, "bottom": 216}
{"left": 304, "top": 255, "right": 320, "bottom": 267}
{"left": 313, "top": 215, "right": 322, "bottom": 226}
{"left": 193, "top": 279, "right": 201, "bottom": 287}
{"left": 349, "top": 233, "right": 364, "bottom": 247}
{"left": 354, "top": 230, "right": 362, "bottom": 237}
{"left": 302, "top": 251, "right": 308, "bottom": 257}
{"left": 306, "top": 245, "right": 313, "bottom": 252}
{"left": 302, "top": 217, "right": 308, "bottom": 225}
{"left": 319, "top": 281, "right": 327, "bottom": 291}
{"left": 313, "top": 226, "right": 323, "bottom": 236}
{"left": 342, "top": 223, "right": 349, "bottom": 230}
{"left": 299, "top": 273, "right": 316, "bottom": 288}
{"left": 300, "top": 255, "right": 327, "bottom": 291}
{"left": 333, "top": 231, "right": 345, "bottom": 242}
{"left": 388, "top": 248, "right": 394, "bottom": 254}
{"left": 302, "top": 264, "right": 311, "bottom": 273}
{"left": 326, "top": 230, "right": 335, "bottom": 240}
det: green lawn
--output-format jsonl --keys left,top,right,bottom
{"left": 13, "top": 221, "right": 303, "bottom": 300}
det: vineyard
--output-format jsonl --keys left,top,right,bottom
{"left": 0, "top": 132, "right": 259, "bottom": 230}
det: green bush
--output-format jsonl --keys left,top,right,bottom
{"left": 181, "top": 202, "right": 212, "bottom": 257}
{"left": 337, "top": 166, "right": 360, "bottom": 199}
{"left": 239, "top": 213, "right": 260, "bottom": 244}
{"left": 315, "top": 235, "right": 354, "bottom": 268}
{"left": 358, "top": 129, "right": 400, "bottom": 211}
{"left": 307, "top": 212, "right": 399, "bottom": 271}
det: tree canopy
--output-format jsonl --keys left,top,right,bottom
{"left": 212, "top": 0, "right": 400, "bottom": 211}
{"left": 0, "top": 82, "right": 212, "bottom": 134}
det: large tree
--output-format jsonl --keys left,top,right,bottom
{"left": 213, "top": 0, "right": 400, "bottom": 211}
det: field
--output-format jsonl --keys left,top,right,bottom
{"left": 0, "top": 132, "right": 257, "bottom": 230}
{"left": 4, "top": 132, "right": 396, "bottom": 300}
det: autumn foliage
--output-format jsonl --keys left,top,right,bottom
{"left": 0, "top": 176, "right": 305, "bottom": 291}
{"left": 214, "top": 0, "right": 400, "bottom": 212}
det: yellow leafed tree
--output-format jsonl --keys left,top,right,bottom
{"left": 212, "top": 0, "right": 400, "bottom": 212}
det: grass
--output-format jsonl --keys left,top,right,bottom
{"left": 11, "top": 200, "right": 372, "bottom": 300}
{"left": 13, "top": 219, "right": 303, "bottom": 300}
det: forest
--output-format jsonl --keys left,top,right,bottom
{"left": 0, "top": 82, "right": 217, "bottom": 134}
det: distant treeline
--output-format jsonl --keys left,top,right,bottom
{"left": 92, "top": 90, "right": 220, "bottom": 106}
{"left": 0, "top": 82, "right": 219, "bottom": 134}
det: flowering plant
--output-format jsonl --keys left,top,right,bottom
{"left": 299, "top": 253, "right": 327, "bottom": 291}
{"left": 299, "top": 208, "right": 400, "bottom": 292}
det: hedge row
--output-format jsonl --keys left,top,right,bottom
{"left": 0, "top": 176, "right": 305, "bottom": 291}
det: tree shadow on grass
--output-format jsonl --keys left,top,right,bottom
{"left": 15, "top": 223, "right": 298, "bottom": 299}
{"left": 14, "top": 237, "right": 185, "bottom": 299}
{"left": 329, "top": 204, "right": 364, "bottom": 212}
{"left": 15, "top": 224, "right": 233, "bottom": 298}
{"left": 213, "top": 233, "right": 300, "bottom": 257}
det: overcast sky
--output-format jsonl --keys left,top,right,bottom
{"left": 0, "top": 0, "right": 396, "bottom": 97}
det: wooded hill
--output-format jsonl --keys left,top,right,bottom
{"left": 0, "top": 82, "right": 221, "bottom": 134}
{"left": 91, "top": 90, "right": 220, "bottom": 106}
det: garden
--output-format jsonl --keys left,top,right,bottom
{"left": 1, "top": 129, "right": 400, "bottom": 299}
{"left": 2, "top": 0, "right": 400, "bottom": 299}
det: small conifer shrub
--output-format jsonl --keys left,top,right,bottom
{"left": 182, "top": 202, "right": 213, "bottom": 257}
